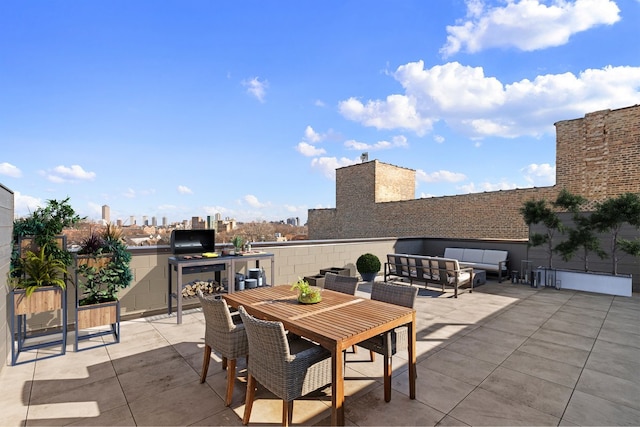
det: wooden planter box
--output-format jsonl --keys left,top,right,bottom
{"left": 77, "top": 300, "right": 119, "bottom": 329}
{"left": 75, "top": 300, "right": 120, "bottom": 351}
{"left": 320, "top": 267, "right": 351, "bottom": 277}
{"left": 9, "top": 286, "right": 67, "bottom": 365}
{"left": 13, "top": 286, "right": 64, "bottom": 315}
{"left": 75, "top": 254, "right": 113, "bottom": 270}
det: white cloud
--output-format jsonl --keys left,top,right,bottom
{"left": 123, "top": 188, "right": 136, "bottom": 199}
{"left": 416, "top": 169, "right": 467, "bottom": 183}
{"left": 296, "top": 142, "right": 326, "bottom": 157}
{"left": 304, "top": 125, "right": 323, "bottom": 143}
{"left": 87, "top": 202, "right": 103, "bottom": 218}
{"left": 522, "top": 163, "right": 556, "bottom": 186}
{"left": 441, "top": 0, "right": 621, "bottom": 57}
{"left": 177, "top": 185, "right": 193, "bottom": 194}
{"left": 242, "top": 77, "right": 268, "bottom": 103}
{"left": 310, "top": 156, "right": 359, "bottom": 179}
{"left": 0, "top": 162, "right": 22, "bottom": 178}
{"left": 13, "top": 191, "right": 42, "bottom": 217}
{"left": 458, "top": 180, "right": 518, "bottom": 193}
{"left": 46, "top": 164, "right": 96, "bottom": 183}
{"left": 340, "top": 60, "right": 640, "bottom": 139}
{"left": 433, "top": 135, "right": 445, "bottom": 144}
{"left": 344, "top": 135, "right": 408, "bottom": 151}
{"left": 243, "top": 194, "right": 268, "bottom": 208}
{"left": 314, "top": 99, "right": 326, "bottom": 107}
{"left": 338, "top": 95, "right": 434, "bottom": 136}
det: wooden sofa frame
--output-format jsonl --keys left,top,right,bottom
{"left": 383, "top": 254, "right": 474, "bottom": 298}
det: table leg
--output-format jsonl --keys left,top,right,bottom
{"left": 270, "top": 256, "right": 275, "bottom": 286}
{"left": 408, "top": 316, "right": 416, "bottom": 399}
{"left": 168, "top": 264, "right": 173, "bottom": 315}
{"left": 177, "top": 265, "right": 183, "bottom": 324}
{"left": 331, "top": 346, "right": 345, "bottom": 426}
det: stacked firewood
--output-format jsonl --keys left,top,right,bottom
{"left": 182, "top": 280, "right": 224, "bottom": 297}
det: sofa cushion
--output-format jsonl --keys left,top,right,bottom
{"left": 482, "top": 250, "right": 508, "bottom": 268}
{"left": 443, "top": 248, "right": 464, "bottom": 260}
{"left": 462, "top": 248, "right": 484, "bottom": 264}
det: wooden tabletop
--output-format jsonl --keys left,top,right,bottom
{"left": 223, "top": 285, "right": 416, "bottom": 426}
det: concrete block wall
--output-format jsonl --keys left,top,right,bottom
{"left": 0, "top": 184, "right": 13, "bottom": 371}
{"left": 119, "top": 239, "right": 398, "bottom": 319}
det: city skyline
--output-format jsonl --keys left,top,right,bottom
{"left": 2, "top": 1, "right": 640, "bottom": 225}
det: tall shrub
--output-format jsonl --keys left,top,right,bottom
{"left": 520, "top": 198, "right": 562, "bottom": 268}
{"left": 553, "top": 190, "right": 606, "bottom": 271}
{"left": 590, "top": 193, "right": 640, "bottom": 275}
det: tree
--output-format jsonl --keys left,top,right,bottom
{"left": 520, "top": 198, "right": 562, "bottom": 268}
{"left": 553, "top": 189, "right": 606, "bottom": 271}
{"left": 590, "top": 193, "right": 640, "bottom": 275}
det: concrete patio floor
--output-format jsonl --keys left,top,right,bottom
{"left": 2, "top": 279, "right": 640, "bottom": 426}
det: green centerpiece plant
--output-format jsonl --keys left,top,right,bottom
{"left": 291, "top": 278, "right": 322, "bottom": 304}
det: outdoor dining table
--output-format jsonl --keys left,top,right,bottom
{"left": 223, "top": 284, "right": 416, "bottom": 426}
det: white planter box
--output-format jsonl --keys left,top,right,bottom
{"left": 535, "top": 268, "right": 632, "bottom": 297}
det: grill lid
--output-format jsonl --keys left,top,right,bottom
{"left": 170, "top": 230, "right": 216, "bottom": 255}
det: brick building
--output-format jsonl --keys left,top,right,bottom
{"left": 308, "top": 104, "right": 640, "bottom": 240}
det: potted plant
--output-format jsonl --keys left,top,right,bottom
{"left": 73, "top": 224, "right": 132, "bottom": 350}
{"left": 231, "top": 235, "right": 244, "bottom": 254}
{"left": 8, "top": 198, "right": 80, "bottom": 364}
{"left": 291, "top": 278, "right": 322, "bottom": 304}
{"left": 357, "top": 253, "right": 381, "bottom": 282}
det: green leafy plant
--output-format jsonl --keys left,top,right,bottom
{"left": 79, "top": 232, "right": 106, "bottom": 255}
{"left": 76, "top": 262, "right": 126, "bottom": 305}
{"left": 231, "top": 235, "right": 244, "bottom": 251}
{"left": 11, "top": 197, "right": 83, "bottom": 276}
{"left": 13, "top": 244, "right": 67, "bottom": 297}
{"left": 590, "top": 192, "right": 640, "bottom": 275}
{"left": 553, "top": 189, "right": 606, "bottom": 271}
{"left": 356, "top": 253, "right": 381, "bottom": 274}
{"left": 520, "top": 196, "right": 564, "bottom": 268}
{"left": 291, "top": 278, "right": 322, "bottom": 303}
{"left": 76, "top": 225, "right": 132, "bottom": 304}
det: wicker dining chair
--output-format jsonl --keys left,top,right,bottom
{"left": 356, "top": 281, "right": 418, "bottom": 402}
{"left": 238, "top": 305, "right": 332, "bottom": 426}
{"left": 323, "top": 272, "right": 359, "bottom": 295}
{"left": 197, "top": 291, "right": 249, "bottom": 407}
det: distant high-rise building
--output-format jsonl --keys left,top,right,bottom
{"left": 162, "top": 217, "right": 167, "bottom": 227}
{"left": 102, "top": 205, "right": 110, "bottom": 223}
{"left": 152, "top": 216, "right": 157, "bottom": 227}
{"left": 215, "top": 212, "right": 222, "bottom": 222}
{"left": 143, "top": 215, "right": 148, "bottom": 226}
{"left": 192, "top": 216, "right": 206, "bottom": 229}
{"left": 130, "top": 215, "right": 135, "bottom": 226}
{"left": 206, "top": 215, "right": 215, "bottom": 229}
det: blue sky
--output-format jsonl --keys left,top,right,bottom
{"left": 2, "top": 0, "right": 640, "bottom": 225}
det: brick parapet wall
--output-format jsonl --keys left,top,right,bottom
{"left": 309, "top": 105, "right": 640, "bottom": 240}
{"left": 556, "top": 105, "right": 640, "bottom": 201}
